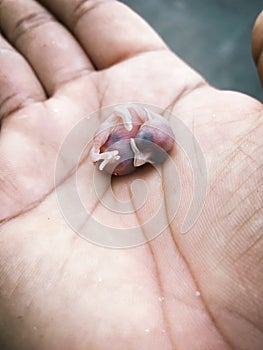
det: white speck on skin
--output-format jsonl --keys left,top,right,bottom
{"left": 144, "top": 328, "right": 150, "bottom": 333}
{"left": 53, "top": 108, "right": 59, "bottom": 113}
{"left": 98, "top": 277, "right": 102, "bottom": 283}
{"left": 195, "top": 290, "right": 201, "bottom": 297}
{"left": 161, "top": 329, "right": 166, "bottom": 333}
{"left": 158, "top": 296, "right": 165, "bottom": 302}
{"left": 254, "top": 217, "right": 263, "bottom": 230}
{"left": 17, "top": 113, "right": 30, "bottom": 120}
{"left": 211, "top": 113, "right": 216, "bottom": 118}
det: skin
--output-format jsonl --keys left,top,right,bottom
{"left": 0, "top": 1, "right": 262, "bottom": 349}
{"left": 91, "top": 105, "right": 175, "bottom": 175}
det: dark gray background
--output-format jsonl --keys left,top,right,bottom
{"left": 122, "top": 0, "right": 262, "bottom": 101}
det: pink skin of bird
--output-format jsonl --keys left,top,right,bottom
{"left": 90, "top": 104, "right": 175, "bottom": 176}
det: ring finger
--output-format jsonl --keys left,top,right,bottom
{"left": 0, "top": 0, "right": 94, "bottom": 96}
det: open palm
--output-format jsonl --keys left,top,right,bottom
{"left": 0, "top": 1, "right": 262, "bottom": 349}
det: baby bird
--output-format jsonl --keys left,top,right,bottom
{"left": 90, "top": 104, "right": 175, "bottom": 176}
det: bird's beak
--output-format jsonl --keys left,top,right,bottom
{"left": 130, "top": 138, "right": 152, "bottom": 167}
{"left": 133, "top": 157, "right": 147, "bottom": 167}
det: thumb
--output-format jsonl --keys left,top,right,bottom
{"left": 252, "top": 11, "right": 263, "bottom": 89}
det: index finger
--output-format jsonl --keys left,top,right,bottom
{"left": 38, "top": 0, "right": 168, "bottom": 69}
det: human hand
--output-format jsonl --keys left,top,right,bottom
{"left": 0, "top": 1, "right": 262, "bottom": 349}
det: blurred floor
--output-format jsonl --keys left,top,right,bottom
{"left": 122, "top": 0, "right": 262, "bottom": 100}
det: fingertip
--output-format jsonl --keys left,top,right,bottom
{"left": 252, "top": 10, "right": 263, "bottom": 88}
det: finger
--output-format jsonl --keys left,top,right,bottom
{"left": 252, "top": 10, "right": 263, "bottom": 88}
{"left": 38, "top": 0, "right": 168, "bottom": 69}
{"left": 0, "top": 35, "right": 46, "bottom": 120}
{"left": 0, "top": 0, "right": 94, "bottom": 96}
